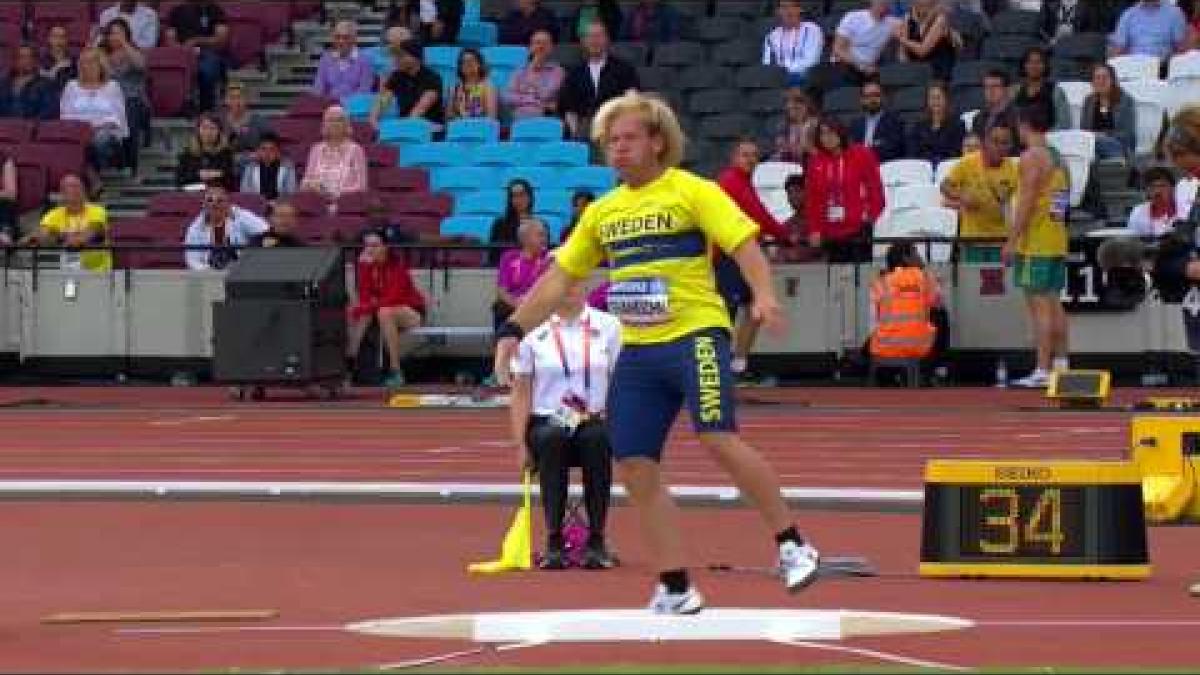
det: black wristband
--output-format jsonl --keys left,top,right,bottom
{"left": 496, "top": 320, "right": 525, "bottom": 341}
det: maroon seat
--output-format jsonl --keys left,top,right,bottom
{"left": 286, "top": 93, "right": 336, "bottom": 119}
{"left": 35, "top": 119, "right": 93, "bottom": 146}
{"left": 289, "top": 0, "right": 323, "bottom": 22}
{"left": 230, "top": 192, "right": 268, "bottom": 215}
{"left": 391, "top": 192, "right": 452, "bottom": 218}
{"left": 147, "top": 192, "right": 204, "bottom": 217}
{"left": 271, "top": 117, "right": 321, "bottom": 146}
{"left": 324, "top": 214, "right": 368, "bottom": 243}
{"left": 0, "top": 22, "right": 22, "bottom": 66}
{"left": 288, "top": 190, "right": 329, "bottom": 217}
{"left": 293, "top": 216, "right": 333, "bottom": 244}
{"left": 223, "top": 10, "right": 267, "bottom": 69}
{"left": 394, "top": 214, "right": 441, "bottom": 237}
{"left": 12, "top": 160, "right": 46, "bottom": 213}
{"left": 373, "top": 166, "right": 428, "bottom": 193}
{"left": 0, "top": 2, "right": 26, "bottom": 29}
{"left": 0, "top": 119, "right": 34, "bottom": 144}
{"left": 334, "top": 191, "right": 372, "bottom": 216}
{"left": 112, "top": 216, "right": 186, "bottom": 270}
{"left": 365, "top": 144, "right": 399, "bottom": 169}
{"left": 351, "top": 120, "right": 376, "bottom": 145}
{"left": 12, "top": 143, "right": 85, "bottom": 188}
{"left": 30, "top": 2, "right": 90, "bottom": 52}
{"left": 146, "top": 47, "right": 196, "bottom": 117}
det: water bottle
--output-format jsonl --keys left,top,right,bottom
{"left": 995, "top": 360, "right": 1008, "bottom": 388}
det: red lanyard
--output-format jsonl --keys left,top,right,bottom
{"left": 550, "top": 315, "right": 591, "bottom": 395}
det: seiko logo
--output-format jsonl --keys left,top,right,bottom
{"left": 995, "top": 467, "right": 1053, "bottom": 481}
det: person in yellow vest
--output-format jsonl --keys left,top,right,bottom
{"left": 868, "top": 242, "right": 943, "bottom": 376}
{"left": 1004, "top": 105, "right": 1070, "bottom": 388}
{"left": 25, "top": 174, "right": 112, "bottom": 272}
{"left": 940, "top": 124, "right": 1018, "bottom": 264}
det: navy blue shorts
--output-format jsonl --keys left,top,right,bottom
{"left": 714, "top": 253, "right": 753, "bottom": 321}
{"left": 607, "top": 328, "right": 738, "bottom": 461}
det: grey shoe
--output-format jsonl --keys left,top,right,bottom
{"left": 647, "top": 583, "right": 705, "bottom": 614}
{"left": 779, "top": 540, "right": 821, "bottom": 593}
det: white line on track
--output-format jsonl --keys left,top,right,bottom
{"left": 148, "top": 416, "right": 237, "bottom": 427}
{"left": 784, "top": 640, "right": 973, "bottom": 672}
{"left": 378, "top": 642, "right": 539, "bottom": 671}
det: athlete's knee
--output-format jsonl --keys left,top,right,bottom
{"left": 618, "top": 457, "right": 662, "bottom": 490}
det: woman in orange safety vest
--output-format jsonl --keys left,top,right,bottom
{"left": 869, "top": 242, "right": 941, "bottom": 360}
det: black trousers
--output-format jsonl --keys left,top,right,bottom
{"left": 526, "top": 416, "right": 613, "bottom": 547}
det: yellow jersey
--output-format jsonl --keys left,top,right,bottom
{"left": 40, "top": 204, "right": 111, "bottom": 272}
{"left": 1015, "top": 148, "right": 1070, "bottom": 257}
{"left": 556, "top": 168, "right": 758, "bottom": 345}
{"left": 943, "top": 151, "right": 1018, "bottom": 240}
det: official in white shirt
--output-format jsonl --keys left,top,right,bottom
{"left": 510, "top": 281, "right": 622, "bottom": 570}
{"left": 762, "top": 0, "right": 824, "bottom": 87}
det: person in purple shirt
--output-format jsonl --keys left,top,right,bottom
{"left": 493, "top": 217, "right": 551, "bottom": 328}
{"left": 313, "top": 20, "right": 376, "bottom": 100}
{"left": 1109, "top": 0, "right": 1188, "bottom": 61}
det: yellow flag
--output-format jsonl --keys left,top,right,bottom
{"left": 467, "top": 471, "right": 533, "bottom": 574}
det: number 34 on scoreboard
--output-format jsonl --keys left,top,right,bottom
{"left": 919, "top": 460, "right": 1151, "bottom": 580}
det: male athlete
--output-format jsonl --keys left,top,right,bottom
{"left": 494, "top": 92, "right": 820, "bottom": 614}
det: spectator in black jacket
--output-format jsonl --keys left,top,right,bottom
{"left": 176, "top": 113, "right": 236, "bottom": 190}
{"left": 558, "top": 23, "right": 640, "bottom": 140}
{"left": 907, "top": 82, "right": 966, "bottom": 165}
{"left": 383, "top": 0, "right": 465, "bottom": 44}
{"left": 0, "top": 46, "right": 56, "bottom": 120}
{"left": 850, "top": 77, "right": 905, "bottom": 163}
{"left": 499, "top": 0, "right": 559, "bottom": 46}
{"left": 252, "top": 201, "right": 306, "bottom": 248}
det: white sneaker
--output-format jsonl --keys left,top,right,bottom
{"left": 779, "top": 540, "right": 821, "bottom": 593}
{"left": 647, "top": 583, "right": 705, "bottom": 615}
{"left": 1011, "top": 370, "right": 1051, "bottom": 388}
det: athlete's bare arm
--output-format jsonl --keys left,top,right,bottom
{"left": 730, "top": 238, "right": 785, "bottom": 333}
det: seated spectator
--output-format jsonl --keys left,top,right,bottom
{"left": 0, "top": 45, "right": 56, "bottom": 120}
{"left": 449, "top": 48, "right": 499, "bottom": 120}
{"left": 560, "top": 189, "right": 594, "bottom": 241}
{"left": 772, "top": 87, "right": 817, "bottom": 163}
{"left": 41, "top": 26, "right": 78, "bottom": 100}
{"left": 504, "top": 30, "right": 565, "bottom": 119}
{"left": 430, "top": 0, "right": 465, "bottom": 44}
{"left": 369, "top": 26, "right": 413, "bottom": 80}
{"left": 500, "top": 0, "right": 559, "bottom": 46}
{"left": 1039, "top": 0, "right": 1113, "bottom": 43}
{"left": 165, "top": 0, "right": 230, "bottom": 113}
{"left": 805, "top": 116, "right": 884, "bottom": 263}
{"left": 867, "top": 241, "right": 946, "bottom": 377}
{"left": 302, "top": 105, "right": 368, "bottom": 200}
{"left": 369, "top": 40, "right": 445, "bottom": 129}
{"left": 574, "top": 0, "right": 622, "bottom": 44}
{"left": 101, "top": 19, "right": 150, "bottom": 150}
{"left": 183, "top": 185, "right": 268, "bottom": 270}
{"left": 781, "top": 173, "right": 823, "bottom": 262}
{"left": 95, "top": 1, "right": 159, "bottom": 51}
{"left": 894, "top": 0, "right": 955, "bottom": 82}
{"left": 313, "top": 21, "right": 375, "bottom": 101}
{"left": 940, "top": 123, "right": 1018, "bottom": 263}
{"left": 962, "top": 132, "right": 982, "bottom": 155}
{"left": 383, "top": 0, "right": 463, "bottom": 44}
{"left": 252, "top": 200, "right": 306, "bottom": 247}
{"left": 0, "top": 150, "right": 15, "bottom": 244}
{"left": 1109, "top": 0, "right": 1188, "bottom": 60}
{"left": 559, "top": 23, "right": 640, "bottom": 140}
{"left": 176, "top": 113, "right": 236, "bottom": 190}
{"left": 1011, "top": 47, "right": 1070, "bottom": 132}
{"left": 490, "top": 178, "right": 536, "bottom": 248}
{"left": 61, "top": 47, "right": 130, "bottom": 196}
{"left": 494, "top": 217, "right": 551, "bottom": 328}
{"left": 240, "top": 133, "right": 298, "bottom": 203}
{"left": 1128, "top": 166, "right": 1179, "bottom": 236}
{"left": 346, "top": 229, "right": 426, "bottom": 389}
{"left": 851, "top": 76, "right": 906, "bottom": 163}
{"left": 762, "top": 0, "right": 824, "bottom": 87}
{"left": 1082, "top": 63, "right": 1136, "bottom": 161}
{"left": 222, "top": 82, "right": 271, "bottom": 173}
{"left": 620, "top": 0, "right": 680, "bottom": 44}
{"left": 28, "top": 174, "right": 111, "bottom": 272}
{"left": 907, "top": 82, "right": 966, "bottom": 165}
{"left": 830, "top": 0, "right": 899, "bottom": 86}
{"left": 971, "top": 69, "right": 1020, "bottom": 146}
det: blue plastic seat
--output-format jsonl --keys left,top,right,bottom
{"left": 400, "top": 142, "right": 470, "bottom": 169}
{"left": 440, "top": 214, "right": 494, "bottom": 241}
{"left": 458, "top": 21, "right": 498, "bottom": 48}
{"left": 561, "top": 166, "right": 618, "bottom": 193}
{"left": 425, "top": 46, "right": 462, "bottom": 71}
{"left": 533, "top": 141, "right": 590, "bottom": 167}
{"left": 482, "top": 45, "right": 528, "bottom": 70}
{"left": 378, "top": 118, "right": 434, "bottom": 145}
{"left": 511, "top": 116, "right": 564, "bottom": 142}
{"left": 534, "top": 214, "right": 565, "bottom": 243}
{"left": 472, "top": 142, "right": 523, "bottom": 167}
{"left": 455, "top": 189, "right": 506, "bottom": 216}
{"left": 535, "top": 190, "right": 572, "bottom": 219}
{"left": 341, "top": 92, "right": 377, "bottom": 120}
{"left": 431, "top": 166, "right": 493, "bottom": 195}
{"left": 504, "top": 166, "right": 560, "bottom": 191}
{"left": 447, "top": 117, "right": 501, "bottom": 144}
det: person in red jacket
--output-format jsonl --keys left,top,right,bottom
{"left": 347, "top": 229, "right": 427, "bottom": 390}
{"left": 715, "top": 137, "right": 793, "bottom": 376}
{"left": 805, "top": 116, "right": 884, "bottom": 263}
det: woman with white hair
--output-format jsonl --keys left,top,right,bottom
{"left": 60, "top": 46, "right": 128, "bottom": 195}
{"left": 302, "top": 105, "right": 368, "bottom": 200}
{"left": 494, "top": 216, "right": 551, "bottom": 328}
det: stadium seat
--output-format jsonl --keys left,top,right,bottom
{"left": 698, "top": 114, "right": 753, "bottom": 142}
{"left": 689, "top": 88, "right": 740, "bottom": 116}
{"left": 36, "top": 119, "right": 93, "bottom": 146}
{"left": 1053, "top": 32, "right": 1108, "bottom": 64}
{"left": 511, "top": 117, "right": 564, "bottom": 142}
{"left": 736, "top": 65, "right": 788, "bottom": 91}
{"left": 990, "top": 10, "right": 1040, "bottom": 35}
{"left": 393, "top": 192, "right": 453, "bottom": 217}
{"left": 351, "top": 120, "right": 377, "bottom": 145}
{"left": 611, "top": 41, "right": 648, "bottom": 68}
{"left": 536, "top": 213, "right": 565, "bottom": 242}
{"left": 889, "top": 184, "right": 944, "bottom": 211}
{"left": 18, "top": 143, "right": 85, "bottom": 188}
{"left": 1046, "top": 130, "right": 1096, "bottom": 208}
{"left": 712, "top": 40, "right": 759, "bottom": 68}
{"left": 532, "top": 142, "right": 590, "bottom": 167}
{"left": 1109, "top": 54, "right": 1160, "bottom": 83}
{"left": 400, "top": 142, "right": 469, "bottom": 168}
{"left": 288, "top": 191, "right": 330, "bottom": 217}
{"left": 890, "top": 86, "right": 927, "bottom": 114}
{"left": 880, "top": 159, "right": 935, "bottom": 195}
{"left": 148, "top": 192, "right": 205, "bottom": 217}
{"left": 1122, "top": 79, "right": 1169, "bottom": 156}
{"left": 652, "top": 42, "right": 704, "bottom": 69}
{"left": 879, "top": 62, "right": 932, "bottom": 90}
{"left": 426, "top": 45, "right": 462, "bottom": 71}
{"left": 287, "top": 93, "right": 336, "bottom": 119}
{"left": 334, "top": 191, "right": 373, "bottom": 216}
{"left": 472, "top": 142, "right": 524, "bottom": 167}
{"left": 271, "top": 117, "right": 321, "bottom": 146}
{"left": 694, "top": 17, "right": 742, "bottom": 44}
{"left": 822, "top": 86, "right": 861, "bottom": 116}
{"left": 365, "top": 144, "right": 400, "bottom": 169}
{"left": 431, "top": 166, "right": 492, "bottom": 195}
{"left": 458, "top": 21, "right": 498, "bottom": 48}
{"left": 503, "top": 166, "right": 560, "bottom": 190}
{"left": 455, "top": 189, "right": 506, "bottom": 216}
{"left": 439, "top": 214, "right": 493, "bottom": 241}
{"left": 146, "top": 47, "right": 195, "bottom": 117}
{"left": 230, "top": 192, "right": 268, "bottom": 215}
{"left": 1167, "top": 51, "right": 1200, "bottom": 115}
{"left": 221, "top": 5, "right": 269, "bottom": 68}
{"left": 378, "top": 117, "right": 435, "bottom": 145}
{"left": 637, "top": 66, "right": 673, "bottom": 92}
{"left": 373, "top": 166, "right": 429, "bottom": 192}
{"left": 447, "top": 118, "right": 501, "bottom": 144}
{"left": 482, "top": 45, "right": 527, "bottom": 70}
{"left": 677, "top": 65, "right": 733, "bottom": 93}
{"left": 561, "top": 166, "right": 617, "bottom": 194}
{"left": 981, "top": 35, "right": 1038, "bottom": 64}
{"left": 342, "top": 92, "right": 377, "bottom": 120}
{"left": 873, "top": 206, "right": 958, "bottom": 263}
{"left": 0, "top": 119, "right": 33, "bottom": 145}
{"left": 535, "top": 190, "right": 572, "bottom": 219}
{"left": 30, "top": 2, "right": 90, "bottom": 50}
{"left": 323, "top": 215, "right": 369, "bottom": 243}
{"left": 746, "top": 89, "right": 784, "bottom": 115}
{"left": 752, "top": 161, "right": 803, "bottom": 223}
{"left": 1057, "top": 80, "right": 1090, "bottom": 129}
{"left": 12, "top": 160, "right": 46, "bottom": 214}
{"left": 934, "top": 158, "right": 959, "bottom": 186}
